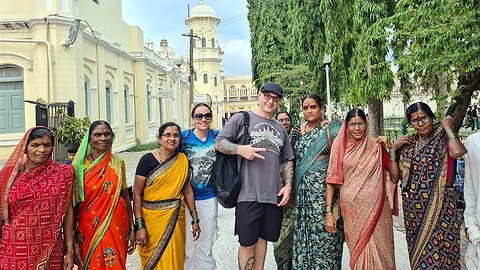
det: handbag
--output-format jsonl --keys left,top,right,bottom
{"left": 211, "top": 111, "right": 250, "bottom": 208}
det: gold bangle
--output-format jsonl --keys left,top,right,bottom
{"left": 325, "top": 205, "right": 333, "bottom": 213}
{"left": 446, "top": 130, "right": 457, "bottom": 140}
{"left": 65, "top": 243, "right": 74, "bottom": 251}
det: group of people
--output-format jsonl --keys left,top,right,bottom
{"left": 466, "top": 105, "right": 480, "bottom": 131}
{"left": 0, "top": 80, "right": 477, "bottom": 270}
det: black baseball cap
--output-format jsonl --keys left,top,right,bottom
{"left": 260, "top": 82, "right": 283, "bottom": 98}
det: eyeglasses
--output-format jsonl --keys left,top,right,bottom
{"left": 193, "top": 113, "right": 213, "bottom": 120}
{"left": 410, "top": 116, "right": 431, "bottom": 125}
{"left": 347, "top": 122, "right": 367, "bottom": 128}
{"left": 262, "top": 92, "right": 281, "bottom": 103}
{"left": 162, "top": 132, "right": 180, "bottom": 139}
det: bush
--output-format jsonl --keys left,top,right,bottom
{"left": 54, "top": 116, "right": 91, "bottom": 147}
{"left": 126, "top": 142, "right": 158, "bottom": 152}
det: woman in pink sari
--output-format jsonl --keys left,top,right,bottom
{"left": 326, "top": 108, "right": 397, "bottom": 270}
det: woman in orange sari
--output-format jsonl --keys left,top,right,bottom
{"left": 72, "top": 120, "right": 135, "bottom": 269}
{"left": 0, "top": 127, "right": 75, "bottom": 269}
{"left": 133, "top": 122, "right": 200, "bottom": 270}
{"left": 326, "top": 109, "right": 397, "bottom": 269}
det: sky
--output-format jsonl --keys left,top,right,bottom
{"left": 121, "top": 0, "right": 252, "bottom": 76}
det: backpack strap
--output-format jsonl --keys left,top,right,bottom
{"left": 240, "top": 111, "right": 250, "bottom": 144}
{"left": 179, "top": 128, "right": 192, "bottom": 152}
{"left": 326, "top": 123, "right": 332, "bottom": 148}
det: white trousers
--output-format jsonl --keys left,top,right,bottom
{"left": 185, "top": 197, "right": 218, "bottom": 270}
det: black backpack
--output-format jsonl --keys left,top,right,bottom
{"left": 211, "top": 111, "right": 250, "bottom": 208}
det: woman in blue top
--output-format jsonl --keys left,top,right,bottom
{"left": 181, "top": 103, "right": 219, "bottom": 270}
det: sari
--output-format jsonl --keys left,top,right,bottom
{"left": 137, "top": 152, "right": 189, "bottom": 270}
{"left": 73, "top": 133, "right": 129, "bottom": 269}
{"left": 0, "top": 127, "right": 73, "bottom": 269}
{"left": 399, "top": 123, "right": 461, "bottom": 269}
{"left": 326, "top": 123, "right": 396, "bottom": 269}
{"left": 291, "top": 122, "right": 344, "bottom": 270}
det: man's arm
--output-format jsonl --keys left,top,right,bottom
{"left": 214, "top": 137, "right": 266, "bottom": 160}
{"left": 214, "top": 137, "right": 239, "bottom": 155}
{"left": 280, "top": 160, "right": 294, "bottom": 187}
{"left": 277, "top": 160, "right": 294, "bottom": 206}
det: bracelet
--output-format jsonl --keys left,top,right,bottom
{"left": 191, "top": 218, "right": 200, "bottom": 225}
{"left": 189, "top": 208, "right": 198, "bottom": 216}
{"left": 135, "top": 217, "right": 146, "bottom": 231}
{"left": 130, "top": 223, "right": 135, "bottom": 235}
{"left": 389, "top": 148, "right": 397, "bottom": 162}
{"left": 325, "top": 204, "right": 333, "bottom": 213}
{"left": 446, "top": 130, "right": 457, "bottom": 140}
{"left": 65, "top": 243, "right": 74, "bottom": 252}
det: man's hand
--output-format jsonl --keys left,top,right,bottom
{"left": 237, "top": 145, "right": 266, "bottom": 160}
{"left": 277, "top": 185, "right": 292, "bottom": 206}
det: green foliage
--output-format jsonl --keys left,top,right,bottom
{"left": 54, "top": 116, "right": 90, "bottom": 147}
{"left": 126, "top": 142, "right": 158, "bottom": 152}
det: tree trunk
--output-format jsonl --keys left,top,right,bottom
{"left": 368, "top": 98, "right": 384, "bottom": 137}
{"left": 445, "top": 68, "right": 480, "bottom": 133}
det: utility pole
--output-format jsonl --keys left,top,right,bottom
{"left": 183, "top": 29, "right": 198, "bottom": 127}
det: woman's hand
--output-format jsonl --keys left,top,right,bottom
{"left": 191, "top": 223, "right": 201, "bottom": 241}
{"left": 441, "top": 116, "right": 454, "bottom": 131}
{"left": 127, "top": 232, "right": 136, "bottom": 255}
{"left": 73, "top": 230, "right": 84, "bottom": 267}
{"left": 136, "top": 228, "right": 149, "bottom": 246}
{"left": 325, "top": 212, "right": 337, "bottom": 234}
{"left": 375, "top": 136, "right": 392, "bottom": 148}
{"left": 63, "top": 249, "right": 74, "bottom": 270}
{"left": 392, "top": 135, "right": 415, "bottom": 150}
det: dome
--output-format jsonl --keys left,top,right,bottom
{"left": 190, "top": 0, "right": 217, "bottom": 18}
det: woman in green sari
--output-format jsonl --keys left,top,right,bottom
{"left": 291, "top": 94, "right": 344, "bottom": 270}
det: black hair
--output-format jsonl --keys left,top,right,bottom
{"left": 27, "top": 127, "right": 54, "bottom": 146}
{"left": 191, "top": 103, "right": 212, "bottom": 117}
{"left": 88, "top": 120, "right": 113, "bottom": 140}
{"left": 405, "top": 102, "right": 435, "bottom": 123}
{"left": 275, "top": 111, "right": 292, "bottom": 121}
{"left": 345, "top": 108, "right": 367, "bottom": 124}
{"left": 157, "top": 122, "right": 181, "bottom": 138}
{"left": 302, "top": 94, "right": 325, "bottom": 109}
{"left": 67, "top": 142, "right": 80, "bottom": 153}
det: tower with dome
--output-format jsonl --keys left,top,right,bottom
{"left": 185, "top": 0, "right": 224, "bottom": 124}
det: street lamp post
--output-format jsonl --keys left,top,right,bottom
{"left": 173, "top": 55, "right": 186, "bottom": 127}
{"left": 323, "top": 54, "right": 332, "bottom": 121}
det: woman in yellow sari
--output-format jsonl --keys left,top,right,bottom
{"left": 72, "top": 120, "right": 136, "bottom": 269}
{"left": 133, "top": 122, "right": 200, "bottom": 270}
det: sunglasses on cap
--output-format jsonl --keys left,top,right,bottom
{"left": 193, "top": 113, "right": 213, "bottom": 120}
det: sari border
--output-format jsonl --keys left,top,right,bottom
{"left": 145, "top": 153, "right": 178, "bottom": 188}
{"left": 143, "top": 199, "right": 179, "bottom": 210}
{"left": 144, "top": 201, "right": 181, "bottom": 270}
{"left": 84, "top": 154, "right": 124, "bottom": 268}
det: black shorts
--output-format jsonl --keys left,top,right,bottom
{"left": 235, "top": 201, "right": 283, "bottom": 246}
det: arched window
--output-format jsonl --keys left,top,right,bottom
{"left": 211, "top": 38, "right": 215, "bottom": 47}
{"left": 0, "top": 65, "right": 24, "bottom": 134}
{"left": 124, "top": 85, "right": 129, "bottom": 123}
{"left": 214, "top": 77, "right": 218, "bottom": 87}
{"left": 203, "top": 74, "right": 208, "bottom": 84}
{"left": 105, "top": 83, "right": 112, "bottom": 123}
{"left": 201, "top": 38, "right": 206, "bottom": 48}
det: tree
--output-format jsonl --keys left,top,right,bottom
{"left": 382, "top": 0, "right": 480, "bottom": 132}
{"left": 247, "top": 0, "right": 292, "bottom": 88}
{"left": 54, "top": 116, "right": 90, "bottom": 146}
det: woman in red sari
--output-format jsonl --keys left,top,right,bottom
{"left": 72, "top": 120, "right": 135, "bottom": 269}
{"left": 326, "top": 109, "right": 397, "bottom": 269}
{"left": 0, "top": 127, "right": 75, "bottom": 269}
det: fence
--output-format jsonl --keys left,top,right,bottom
{"left": 384, "top": 117, "right": 408, "bottom": 142}
{"left": 34, "top": 100, "right": 75, "bottom": 163}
